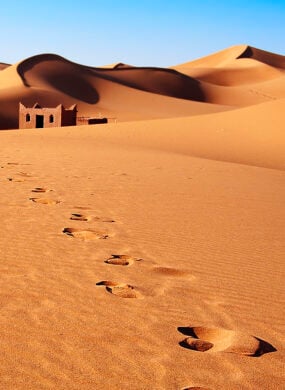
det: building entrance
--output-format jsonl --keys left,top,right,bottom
{"left": 36, "top": 115, "right": 44, "bottom": 128}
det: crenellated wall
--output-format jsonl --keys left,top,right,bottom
{"left": 19, "top": 103, "right": 77, "bottom": 129}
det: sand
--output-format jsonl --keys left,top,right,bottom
{"left": 0, "top": 45, "right": 284, "bottom": 389}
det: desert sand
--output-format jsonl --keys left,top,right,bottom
{"left": 0, "top": 45, "right": 284, "bottom": 389}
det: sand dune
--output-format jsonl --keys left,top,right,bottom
{"left": 0, "top": 54, "right": 232, "bottom": 130}
{"left": 68, "top": 98, "right": 284, "bottom": 170}
{"left": 172, "top": 45, "right": 285, "bottom": 106}
{"left": 0, "top": 45, "right": 284, "bottom": 129}
{"left": 174, "top": 44, "right": 285, "bottom": 69}
{"left": 0, "top": 116, "right": 284, "bottom": 389}
{"left": 0, "top": 45, "right": 284, "bottom": 389}
{"left": 0, "top": 62, "right": 10, "bottom": 70}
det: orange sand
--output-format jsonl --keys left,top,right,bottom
{"left": 0, "top": 45, "right": 284, "bottom": 389}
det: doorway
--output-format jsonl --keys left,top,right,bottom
{"left": 36, "top": 115, "right": 44, "bottom": 128}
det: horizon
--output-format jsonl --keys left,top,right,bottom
{"left": 1, "top": 0, "right": 284, "bottom": 67}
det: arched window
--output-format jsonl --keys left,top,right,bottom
{"left": 49, "top": 114, "right": 54, "bottom": 123}
{"left": 26, "top": 113, "right": 30, "bottom": 122}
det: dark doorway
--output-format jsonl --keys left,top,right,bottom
{"left": 36, "top": 115, "right": 44, "bottom": 128}
{"left": 88, "top": 118, "right": 108, "bottom": 124}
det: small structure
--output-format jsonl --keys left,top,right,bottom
{"left": 19, "top": 103, "right": 77, "bottom": 129}
{"left": 77, "top": 116, "right": 108, "bottom": 125}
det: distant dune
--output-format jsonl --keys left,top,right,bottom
{"left": 174, "top": 44, "right": 285, "bottom": 69}
{"left": 0, "top": 45, "right": 284, "bottom": 129}
{"left": 0, "top": 62, "right": 10, "bottom": 70}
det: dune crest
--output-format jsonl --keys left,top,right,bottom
{"left": 173, "top": 45, "right": 285, "bottom": 90}
{"left": 236, "top": 45, "right": 285, "bottom": 68}
{"left": 175, "top": 44, "right": 285, "bottom": 69}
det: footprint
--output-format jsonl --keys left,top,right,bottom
{"left": 96, "top": 281, "right": 141, "bottom": 298}
{"left": 153, "top": 267, "right": 193, "bottom": 278}
{"left": 93, "top": 216, "right": 116, "bottom": 223}
{"left": 5, "top": 163, "right": 31, "bottom": 170}
{"left": 70, "top": 213, "right": 89, "bottom": 221}
{"left": 62, "top": 227, "right": 108, "bottom": 240}
{"left": 7, "top": 162, "right": 31, "bottom": 166}
{"left": 18, "top": 171, "right": 32, "bottom": 177}
{"left": 30, "top": 198, "right": 60, "bottom": 205}
{"left": 31, "top": 187, "right": 51, "bottom": 193}
{"left": 182, "top": 388, "right": 211, "bottom": 390}
{"left": 181, "top": 339, "right": 214, "bottom": 352}
{"left": 7, "top": 177, "right": 25, "bottom": 182}
{"left": 104, "top": 254, "right": 142, "bottom": 266}
{"left": 178, "top": 326, "right": 276, "bottom": 357}
{"left": 7, "top": 172, "right": 33, "bottom": 181}
{"left": 70, "top": 213, "right": 115, "bottom": 223}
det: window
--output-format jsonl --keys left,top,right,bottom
{"left": 26, "top": 113, "right": 30, "bottom": 122}
{"left": 49, "top": 115, "right": 54, "bottom": 123}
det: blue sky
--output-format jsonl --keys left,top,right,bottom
{"left": 1, "top": 0, "right": 284, "bottom": 66}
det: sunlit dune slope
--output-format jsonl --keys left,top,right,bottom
{"left": 78, "top": 98, "right": 285, "bottom": 171}
{"left": 172, "top": 45, "right": 285, "bottom": 105}
{"left": 0, "top": 104, "right": 284, "bottom": 389}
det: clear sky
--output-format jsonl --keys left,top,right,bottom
{"left": 1, "top": 0, "right": 284, "bottom": 66}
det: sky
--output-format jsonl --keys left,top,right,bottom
{"left": 1, "top": 0, "right": 284, "bottom": 67}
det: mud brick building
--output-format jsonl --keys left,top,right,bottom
{"left": 19, "top": 103, "right": 77, "bottom": 129}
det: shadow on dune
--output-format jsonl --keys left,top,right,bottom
{"left": 17, "top": 53, "right": 206, "bottom": 103}
{"left": 0, "top": 62, "right": 10, "bottom": 70}
{"left": 237, "top": 45, "right": 285, "bottom": 69}
{"left": 17, "top": 54, "right": 99, "bottom": 104}
{"left": 92, "top": 66, "right": 206, "bottom": 102}
{"left": 177, "top": 326, "right": 277, "bottom": 357}
{"left": 0, "top": 116, "right": 18, "bottom": 130}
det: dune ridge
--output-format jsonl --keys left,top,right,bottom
{"left": 174, "top": 44, "right": 285, "bottom": 69}
{"left": 237, "top": 45, "right": 285, "bottom": 68}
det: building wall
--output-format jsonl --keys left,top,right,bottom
{"left": 19, "top": 104, "right": 77, "bottom": 129}
{"left": 61, "top": 107, "right": 77, "bottom": 127}
{"left": 19, "top": 105, "right": 62, "bottom": 129}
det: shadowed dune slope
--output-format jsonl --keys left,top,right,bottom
{"left": 91, "top": 66, "right": 205, "bottom": 101}
{"left": 237, "top": 45, "right": 285, "bottom": 68}
{"left": 0, "top": 62, "right": 10, "bottom": 70}
{"left": 17, "top": 54, "right": 206, "bottom": 101}
{"left": 173, "top": 45, "right": 285, "bottom": 98}
{"left": 98, "top": 62, "right": 134, "bottom": 69}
